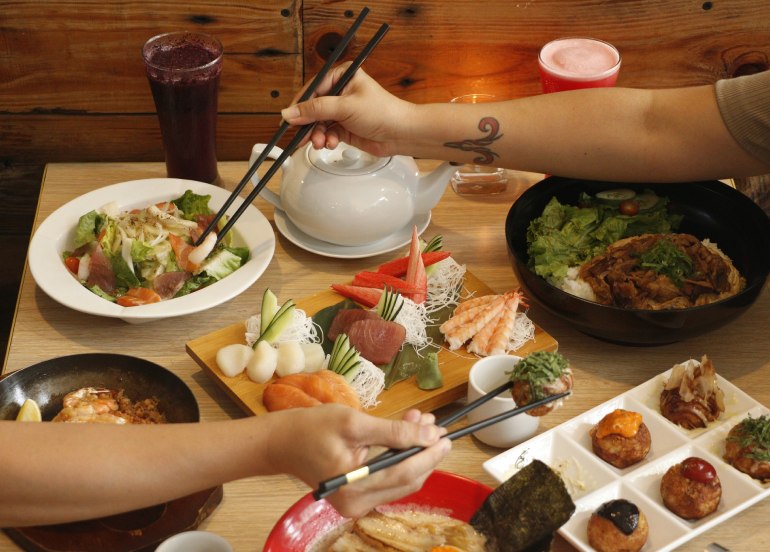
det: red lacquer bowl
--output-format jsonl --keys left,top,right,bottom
{"left": 264, "top": 470, "right": 492, "bottom": 551}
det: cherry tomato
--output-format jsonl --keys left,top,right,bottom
{"left": 619, "top": 199, "right": 640, "bottom": 216}
{"left": 681, "top": 456, "right": 717, "bottom": 483}
{"left": 64, "top": 256, "right": 80, "bottom": 274}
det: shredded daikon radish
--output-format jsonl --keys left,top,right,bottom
{"left": 245, "top": 309, "right": 321, "bottom": 347}
{"left": 425, "top": 257, "right": 466, "bottom": 314}
{"left": 394, "top": 298, "right": 432, "bottom": 350}
{"left": 509, "top": 311, "right": 536, "bottom": 352}
{"left": 349, "top": 358, "right": 385, "bottom": 409}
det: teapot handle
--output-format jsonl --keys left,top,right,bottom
{"left": 249, "top": 143, "right": 287, "bottom": 210}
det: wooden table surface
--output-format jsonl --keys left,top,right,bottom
{"left": 3, "top": 161, "right": 769, "bottom": 552}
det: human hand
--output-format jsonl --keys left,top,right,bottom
{"left": 266, "top": 404, "right": 450, "bottom": 518}
{"left": 280, "top": 63, "right": 415, "bottom": 158}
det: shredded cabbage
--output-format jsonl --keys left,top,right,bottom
{"left": 393, "top": 299, "right": 431, "bottom": 350}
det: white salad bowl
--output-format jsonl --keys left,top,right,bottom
{"left": 27, "top": 178, "right": 275, "bottom": 323}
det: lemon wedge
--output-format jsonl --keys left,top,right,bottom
{"left": 16, "top": 398, "right": 42, "bottom": 422}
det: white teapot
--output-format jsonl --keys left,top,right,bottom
{"left": 250, "top": 142, "right": 456, "bottom": 246}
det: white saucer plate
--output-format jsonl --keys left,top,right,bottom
{"left": 28, "top": 178, "right": 275, "bottom": 323}
{"left": 274, "top": 209, "right": 431, "bottom": 259}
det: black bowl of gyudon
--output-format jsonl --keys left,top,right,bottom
{"left": 506, "top": 177, "right": 770, "bottom": 345}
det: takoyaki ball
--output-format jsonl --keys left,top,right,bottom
{"left": 587, "top": 499, "right": 649, "bottom": 552}
{"left": 509, "top": 351, "right": 574, "bottom": 417}
{"left": 724, "top": 415, "right": 770, "bottom": 481}
{"left": 590, "top": 409, "right": 651, "bottom": 469}
{"left": 660, "top": 456, "right": 722, "bottom": 520}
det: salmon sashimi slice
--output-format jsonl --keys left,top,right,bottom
{"left": 263, "top": 371, "right": 361, "bottom": 412}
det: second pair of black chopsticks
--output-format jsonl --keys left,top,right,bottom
{"left": 312, "top": 388, "right": 572, "bottom": 500}
{"left": 195, "top": 7, "right": 385, "bottom": 247}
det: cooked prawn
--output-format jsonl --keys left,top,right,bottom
{"left": 451, "top": 293, "right": 499, "bottom": 316}
{"left": 484, "top": 291, "right": 527, "bottom": 356}
{"left": 440, "top": 296, "right": 506, "bottom": 350}
{"left": 52, "top": 387, "right": 127, "bottom": 424}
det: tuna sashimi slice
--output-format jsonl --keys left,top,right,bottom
{"left": 327, "top": 309, "right": 382, "bottom": 341}
{"left": 347, "top": 319, "right": 406, "bottom": 365}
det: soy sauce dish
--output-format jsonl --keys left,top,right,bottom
{"left": 505, "top": 177, "right": 770, "bottom": 345}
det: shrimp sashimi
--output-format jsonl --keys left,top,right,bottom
{"left": 441, "top": 296, "right": 506, "bottom": 351}
{"left": 486, "top": 291, "right": 528, "bottom": 356}
{"left": 452, "top": 293, "right": 499, "bottom": 316}
{"left": 466, "top": 308, "right": 503, "bottom": 356}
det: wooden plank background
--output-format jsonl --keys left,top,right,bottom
{"left": 2, "top": 0, "right": 770, "bottom": 163}
{"left": 2, "top": 0, "right": 770, "bottom": 365}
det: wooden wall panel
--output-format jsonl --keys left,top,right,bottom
{"left": 303, "top": 1, "right": 770, "bottom": 101}
{"left": 2, "top": 0, "right": 770, "bottom": 164}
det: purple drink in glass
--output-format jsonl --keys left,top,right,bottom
{"left": 143, "top": 32, "right": 223, "bottom": 184}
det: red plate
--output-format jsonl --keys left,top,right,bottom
{"left": 264, "top": 470, "right": 493, "bottom": 551}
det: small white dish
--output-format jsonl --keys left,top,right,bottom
{"left": 156, "top": 530, "right": 233, "bottom": 552}
{"left": 28, "top": 178, "right": 275, "bottom": 324}
{"left": 273, "top": 208, "right": 431, "bottom": 259}
{"left": 467, "top": 355, "right": 539, "bottom": 448}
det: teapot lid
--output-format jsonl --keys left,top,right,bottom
{"left": 307, "top": 143, "right": 390, "bottom": 176}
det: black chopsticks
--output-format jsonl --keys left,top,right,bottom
{"left": 312, "top": 389, "right": 572, "bottom": 501}
{"left": 195, "top": 7, "right": 386, "bottom": 247}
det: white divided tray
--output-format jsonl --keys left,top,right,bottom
{"left": 483, "top": 368, "right": 770, "bottom": 552}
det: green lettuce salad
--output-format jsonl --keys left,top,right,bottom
{"left": 64, "top": 190, "right": 250, "bottom": 306}
{"left": 526, "top": 189, "right": 682, "bottom": 282}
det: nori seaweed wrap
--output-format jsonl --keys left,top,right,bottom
{"left": 470, "top": 460, "right": 575, "bottom": 551}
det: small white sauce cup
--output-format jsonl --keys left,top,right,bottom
{"left": 156, "top": 530, "right": 234, "bottom": 552}
{"left": 467, "top": 355, "right": 540, "bottom": 448}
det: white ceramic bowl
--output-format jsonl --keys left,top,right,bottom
{"left": 156, "top": 531, "right": 233, "bottom": 552}
{"left": 467, "top": 355, "right": 540, "bottom": 448}
{"left": 28, "top": 178, "right": 275, "bottom": 323}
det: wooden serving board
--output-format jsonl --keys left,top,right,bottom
{"left": 186, "top": 271, "right": 558, "bottom": 420}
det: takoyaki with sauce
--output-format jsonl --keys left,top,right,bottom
{"left": 508, "top": 351, "right": 573, "bottom": 416}
{"left": 660, "top": 355, "right": 724, "bottom": 429}
{"left": 724, "top": 414, "right": 770, "bottom": 481}
{"left": 590, "top": 409, "right": 651, "bottom": 469}
{"left": 587, "top": 499, "right": 649, "bottom": 552}
{"left": 660, "top": 456, "right": 722, "bottom": 520}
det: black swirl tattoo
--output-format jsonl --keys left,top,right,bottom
{"left": 444, "top": 116, "right": 503, "bottom": 165}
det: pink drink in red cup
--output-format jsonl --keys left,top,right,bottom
{"left": 143, "top": 31, "right": 223, "bottom": 184}
{"left": 538, "top": 37, "right": 621, "bottom": 93}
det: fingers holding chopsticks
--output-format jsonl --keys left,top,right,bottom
{"left": 324, "top": 414, "right": 451, "bottom": 519}
{"left": 269, "top": 404, "right": 449, "bottom": 519}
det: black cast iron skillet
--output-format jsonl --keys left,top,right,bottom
{"left": 0, "top": 353, "right": 218, "bottom": 552}
{"left": 506, "top": 177, "right": 770, "bottom": 345}
{"left": 0, "top": 353, "right": 198, "bottom": 422}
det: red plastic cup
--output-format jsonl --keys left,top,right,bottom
{"left": 143, "top": 31, "right": 223, "bottom": 184}
{"left": 538, "top": 37, "right": 621, "bottom": 93}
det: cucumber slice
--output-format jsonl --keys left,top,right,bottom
{"left": 375, "top": 288, "right": 404, "bottom": 322}
{"left": 596, "top": 188, "right": 636, "bottom": 203}
{"left": 260, "top": 288, "right": 279, "bottom": 336}
{"left": 635, "top": 191, "right": 660, "bottom": 211}
{"left": 328, "top": 333, "right": 361, "bottom": 381}
{"left": 256, "top": 298, "right": 295, "bottom": 346}
{"left": 422, "top": 235, "right": 443, "bottom": 253}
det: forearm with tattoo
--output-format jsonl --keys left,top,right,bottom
{"left": 443, "top": 117, "right": 503, "bottom": 165}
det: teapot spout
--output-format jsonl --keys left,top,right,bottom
{"left": 415, "top": 161, "right": 456, "bottom": 213}
{"left": 249, "top": 143, "right": 288, "bottom": 211}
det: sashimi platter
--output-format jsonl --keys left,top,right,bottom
{"left": 187, "top": 229, "right": 558, "bottom": 419}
